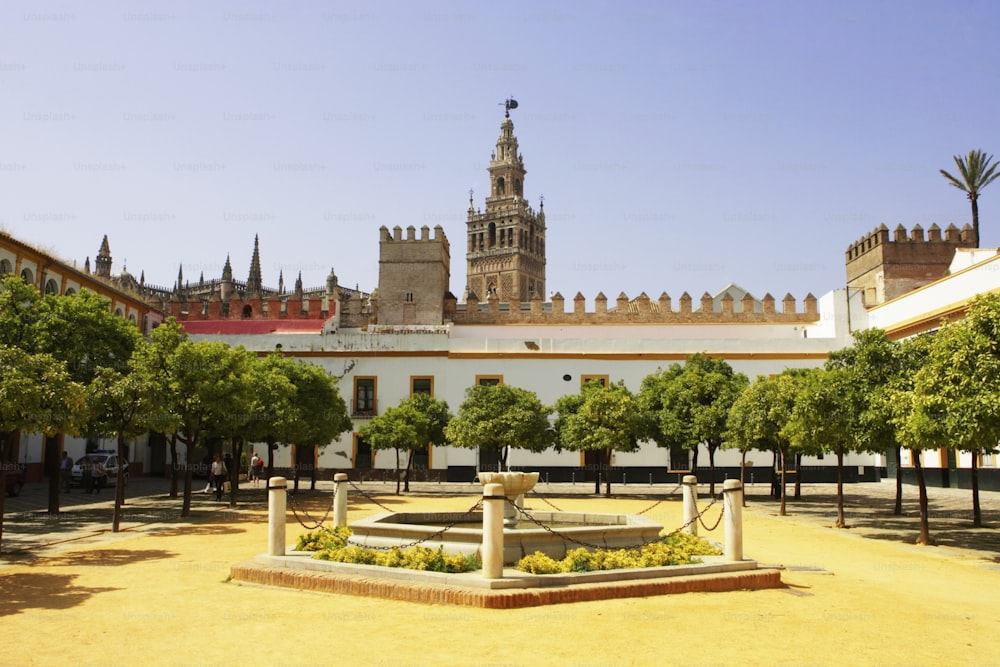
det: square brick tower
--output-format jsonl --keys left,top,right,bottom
{"left": 376, "top": 225, "right": 451, "bottom": 325}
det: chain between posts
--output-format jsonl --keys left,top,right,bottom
{"left": 347, "top": 479, "right": 394, "bottom": 511}
{"left": 634, "top": 481, "right": 683, "bottom": 515}
{"left": 287, "top": 484, "right": 337, "bottom": 530}
{"left": 528, "top": 488, "right": 564, "bottom": 512}
{"left": 350, "top": 499, "right": 485, "bottom": 551}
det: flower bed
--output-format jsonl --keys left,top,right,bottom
{"left": 295, "top": 527, "right": 721, "bottom": 575}
{"left": 514, "top": 532, "right": 722, "bottom": 574}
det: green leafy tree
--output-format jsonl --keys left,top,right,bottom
{"left": 554, "top": 380, "right": 644, "bottom": 497}
{"left": 940, "top": 149, "right": 1000, "bottom": 247}
{"left": 87, "top": 343, "right": 174, "bottom": 531}
{"left": 910, "top": 294, "right": 1000, "bottom": 527}
{"left": 360, "top": 393, "right": 451, "bottom": 494}
{"left": 167, "top": 341, "right": 253, "bottom": 516}
{"left": 446, "top": 383, "right": 553, "bottom": 472}
{"left": 280, "top": 359, "right": 352, "bottom": 492}
{"left": 638, "top": 354, "right": 748, "bottom": 495}
{"left": 725, "top": 370, "right": 806, "bottom": 515}
{"left": 1, "top": 278, "right": 141, "bottom": 514}
{"left": 784, "top": 367, "right": 860, "bottom": 528}
{"left": 885, "top": 335, "right": 935, "bottom": 544}
{"left": 139, "top": 320, "right": 187, "bottom": 497}
{"left": 827, "top": 329, "right": 907, "bottom": 514}
{"left": 240, "top": 352, "right": 298, "bottom": 492}
{"left": 0, "top": 347, "right": 85, "bottom": 548}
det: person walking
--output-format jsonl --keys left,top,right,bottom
{"left": 249, "top": 452, "right": 261, "bottom": 487}
{"left": 210, "top": 455, "right": 228, "bottom": 501}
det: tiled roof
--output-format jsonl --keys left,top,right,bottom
{"left": 179, "top": 320, "right": 324, "bottom": 335}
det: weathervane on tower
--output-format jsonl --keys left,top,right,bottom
{"left": 501, "top": 97, "right": 518, "bottom": 117}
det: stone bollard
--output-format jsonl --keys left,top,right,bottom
{"left": 482, "top": 482, "right": 505, "bottom": 579}
{"left": 333, "top": 473, "right": 348, "bottom": 528}
{"left": 682, "top": 475, "right": 698, "bottom": 536}
{"left": 268, "top": 476, "right": 287, "bottom": 557}
{"left": 723, "top": 479, "right": 743, "bottom": 562}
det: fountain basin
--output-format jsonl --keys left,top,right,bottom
{"left": 347, "top": 510, "right": 664, "bottom": 566}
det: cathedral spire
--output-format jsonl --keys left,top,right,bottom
{"left": 95, "top": 235, "right": 112, "bottom": 278}
{"left": 246, "top": 234, "right": 263, "bottom": 298}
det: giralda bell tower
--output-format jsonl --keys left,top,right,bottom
{"left": 465, "top": 99, "right": 546, "bottom": 303}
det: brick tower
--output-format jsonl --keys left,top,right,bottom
{"left": 465, "top": 104, "right": 546, "bottom": 303}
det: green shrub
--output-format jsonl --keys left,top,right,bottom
{"left": 513, "top": 533, "right": 722, "bottom": 574}
{"left": 297, "top": 526, "right": 480, "bottom": 573}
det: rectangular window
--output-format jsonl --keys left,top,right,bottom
{"left": 580, "top": 374, "right": 609, "bottom": 388}
{"left": 476, "top": 375, "right": 503, "bottom": 387}
{"left": 353, "top": 377, "right": 377, "bottom": 417}
{"left": 410, "top": 376, "right": 434, "bottom": 396}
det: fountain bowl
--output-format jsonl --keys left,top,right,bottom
{"left": 476, "top": 471, "right": 539, "bottom": 497}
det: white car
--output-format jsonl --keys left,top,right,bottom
{"left": 71, "top": 451, "right": 129, "bottom": 488}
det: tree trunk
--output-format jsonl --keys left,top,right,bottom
{"left": 0, "top": 433, "right": 10, "bottom": 550}
{"left": 835, "top": 451, "right": 846, "bottom": 529}
{"left": 913, "top": 450, "right": 931, "bottom": 545}
{"left": 740, "top": 450, "right": 747, "bottom": 507}
{"left": 45, "top": 434, "right": 60, "bottom": 515}
{"left": 971, "top": 449, "right": 982, "bottom": 527}
{"left": 779, "top": 446, "right": 787, "bottom": 516}
{"left": 394, "top": 447, "right": 401, "bottom": 496}
{"left": 793, "top": 453, "right": 802, "bottom": 499}
{"left": 404, "top": 450, "right": 415, "bottom": 493}
{"left": 770, "top": 450, "right": 780, "bottom": 499}
{"left": 707, "top": 442, "right": 717, "bottom": 496}
{"left": 894, "top": 446, "right": 903, "bottom": 516}
{"left": 169, "top": 434, "right": 179, "bottom": 498}
{"left": 113, "top": 433, "right": 127, "bottom": 532}
{"left": 604, "top": 448, "right": 612, "bottom": 497}
{"left": 972, "top": 195, "right": 980, "bottom": 248}
{"left": 230, "top": 438, "right": 244, "bottom": 508}
{"left": 181, "top": 440, "right": 195, "bottom": 518}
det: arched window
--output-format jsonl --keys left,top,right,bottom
{"left": 0, "top": 259, "right": 12, "bottom": 275}
{"left": 20, "top": 268, "right": 33, "bottom": 284}
{"left": 65, "top": 287, "right": 77, "bottom": 296}
{"left": 514, "top": 178, "right": 522, "bottom": 196}
{"left": 128, "top": 314, "right": 137, "bottom": 325}
{"left": 242, "top": 305, "right": 253, "bottom": 319}
{"left": 114, "top": 307, "right": 124, "bottom": 317}
{"left": 44, "top": 279, "right": 59, "bottom": 295}
{"left": 488, "top": 223, "right": 497, "bottom": 248}
{"left": 496, "top": 177, "right": 505, "bottom": 196}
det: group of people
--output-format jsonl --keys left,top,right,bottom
{"left": 58, "top": 451, "right": 106, "bottom": 494}
{"left": 206, "top": 452, "right": 266, "bottom": 501}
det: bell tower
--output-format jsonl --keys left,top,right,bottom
{"left": 465, "top": 100, "right": 546, "bottom": 303}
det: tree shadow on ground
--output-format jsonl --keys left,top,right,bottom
{"left": 750, "top": 490, "right": 1000, "bottom": 556}
{"left": 0, "top": 572, "right": 119, "bottom": 616}
{"left": 32, "top": 548, "right": 176, "bottom": 568}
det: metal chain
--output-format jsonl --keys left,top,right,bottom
{"left": 347, "top": 479, "right": 394, "bottom": 511}
{"left": 528, "top": 488, "right": 564, "bottom": 512}
{"left": 696, "top": 493, "right": 725, "bottom": 532}
{"left": 507, "top": 499, "right": 664, "bottom": 551}
{"left": 632, "top": 481, "right": 683, "bottom": 515}
{"left": 287, "top": 484, "right": 337, "bottom": 530}
{"left": 351, "top": 499, "right": 484, "bottom": 551}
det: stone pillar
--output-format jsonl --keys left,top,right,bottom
{"left": 333, "top": 473, "right": 348, "bottom": 528}
{"left": 682, "top": 475, "right": 698, "bottom": 536}
{"left": 268, "top": 476, "right": 287, "bottom": 557}
{"left": 482, "top": 482, "right": 505, "bottom": 579}
{"left": 723, "top": 479, "right": 743, "bottom": 562}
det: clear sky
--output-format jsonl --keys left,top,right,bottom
{"left": 2, "top": 0, "right": 998, "bottom": 304}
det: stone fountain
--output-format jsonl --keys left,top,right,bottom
{"left": 347, "top": 471, "right": 663, "bottom": 566}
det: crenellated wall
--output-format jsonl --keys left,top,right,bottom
{"left": 450, "top": 290, "right": 818, "bottom": 324}
{"left": 845, "top": 222, "right": 975, "bottom": 306}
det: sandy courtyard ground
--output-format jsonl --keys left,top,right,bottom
{"left": 0, "top": 481, "right": 998, "bottom": 666}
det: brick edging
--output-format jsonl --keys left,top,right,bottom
{"left": 230, "top": 561, "right": 782, "bottom": 608}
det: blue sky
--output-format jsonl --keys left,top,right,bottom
{"left": 2, "top": 0, "right": 998, "bottom": 303}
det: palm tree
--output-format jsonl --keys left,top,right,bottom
{"left": 940, "top": 150, "right": 1000, "bottom": 247}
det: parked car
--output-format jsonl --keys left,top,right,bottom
{"left": 4, "top": 464, "right": 25, "bottom": 497}
{"left": 71, "top": 451, "right": 129, "bottom": 488}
